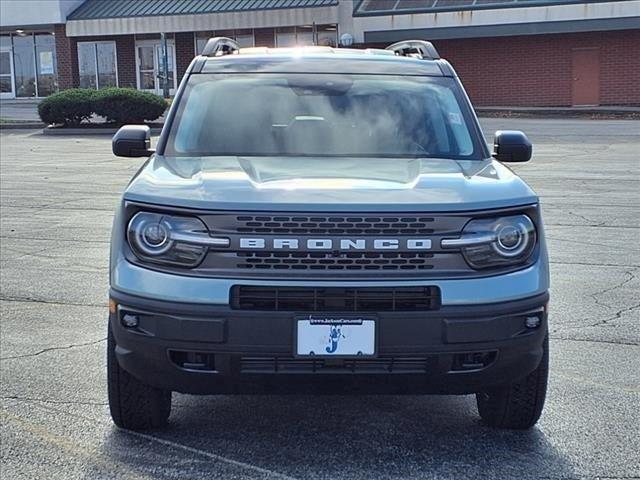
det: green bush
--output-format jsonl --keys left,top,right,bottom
{"left": 38, "top": 88, "right": 168, "bottom": 126}
{"left": 93, "top": 88, "right": 167, "bottom": 124}
{"left": 38, "top": 89, "right": 96, "bottom": 126}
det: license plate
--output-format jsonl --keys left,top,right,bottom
{"left": 296, "top": 316, "right": 376, "bottom": 357}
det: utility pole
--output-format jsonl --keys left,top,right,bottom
{"left": 160, "top": 33, "right": 170, "bottom": 98}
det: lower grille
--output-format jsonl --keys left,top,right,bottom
{"left": 231, "top": 286, "right": 440, "bottom": 312}
{"left": 240, "top": 356, "right": 436, "bottom": 374}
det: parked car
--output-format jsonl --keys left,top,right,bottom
{"left": 108, "top": 39, "right": 549, "bottom": 431}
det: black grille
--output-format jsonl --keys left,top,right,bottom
{"left": 234, "top": 215, "right": 435, "bottom": 235}
{"left": 240, "top": 355, "right": 436, "bottom": 374}
{"left": 192, "top": 211, "right": 475, "bottom": 278}
{"left": 231, "top": 286, "right": 440, "bottom": 312}
{"left": 236, "top": 251, "right": 435, "bottom": 271}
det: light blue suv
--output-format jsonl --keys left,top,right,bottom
{"left": 108, "top": 39, "right": 549, "bottom": 431}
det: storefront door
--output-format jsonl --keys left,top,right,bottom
{"left": 0, "top": 49, "right": 15, "bottom": 99}
{"left": 136, "top": 41, "right": 176, "bottom": 96}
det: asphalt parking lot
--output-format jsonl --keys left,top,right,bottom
{"left": 1, "top": 118, "right": 639, "bottom": 480}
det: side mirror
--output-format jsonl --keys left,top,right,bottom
{"left": 492, "top": 130, "right": 532, "bottom": 162}
{"left": 112, "top": 125, "right": 154, "bottom": 158}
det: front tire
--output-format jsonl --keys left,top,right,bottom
{"left": 107, "top": 324, "right": 172, "bottom": 430}
{"left": 476, "top": 335, "right": 549, "bottom": 429}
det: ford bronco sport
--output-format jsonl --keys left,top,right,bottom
{"left": 108, "top": 39, "right": 549, "bottom": 431}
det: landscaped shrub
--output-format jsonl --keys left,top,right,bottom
{"left": 37, "top": 88, "right": 168, "bottom": 127}
{"left": 38, "top": 89, "right": 96, "bottom": 126}
{"left": 93, "top": 88, "right": 168, "bottom": 124}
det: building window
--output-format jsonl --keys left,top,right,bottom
{"left": 316, "top": 25, "right": 338, "bottom": 47}
{"left": 194, "top": 25, "right": 337, "bottom": 53}
{"left": 0, "top": 32, "right": 58, "bottom": 98}
{"left": 296, "top": 26, "right": 314, "bottom": 45}
{"left": 276, "top": 27, "right": 296, "bottom": 47}
{"left": 234, "top": 29, "right": 254, "bottom": 48}
{"left": 78, "top": 41, "right": 117, "bottom": 89}
{"left": 0, "top": 35, "right": 13, "bottom": 96}
{"left": 195, "top": 31, "right": 212, "bottom": 54}
{"left": 78, "top": 43, "right": 96, "bottom": 88}
{"left": 274, "top": 25, "right": 337, "bottom": 47}
{"left": 35, "top": 34, "right": 57, "bottom": 97}
{"left": 12, "top": 34, "right": 37, "bottom": 97}
{"left": 195, "top": 30, "right": 255, "bottom": 55}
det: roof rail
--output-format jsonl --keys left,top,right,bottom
{"left": 202, "top": 37, "right": 240, "bottom": 57}
{"left": 385, "top": 40, "right": 440, "bottom": 60}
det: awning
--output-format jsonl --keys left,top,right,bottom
{"left": 66, "top": 0, "right": 339, "bottom": 36}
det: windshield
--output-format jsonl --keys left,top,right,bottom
{"left": 165, "top": 74, "right": 484, "bottom": 160}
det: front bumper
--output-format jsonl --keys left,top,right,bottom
{"left": 109, "top": 289, "right": 548, "bottom": 395}
{"left": 111, "top": 255, "right": 549, "bottom": 306}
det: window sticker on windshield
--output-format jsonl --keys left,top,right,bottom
{"left": 448, "top": 112, "right": 462, "bottom": 125}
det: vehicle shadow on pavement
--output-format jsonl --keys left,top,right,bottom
{"left": 100, "top": 394, "right": 576, "bottom": 480}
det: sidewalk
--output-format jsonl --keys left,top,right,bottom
{"left": 475, "top": 105, "right": 640, "bottom": 119}
{"left": 0, "top": 99, "right": 42, "bottom": 123}
{"left": 1, "top": 98, "right": 639, "bottom": 128}
{"left": 477, "top": 105, "right": 640, "bottom": 113}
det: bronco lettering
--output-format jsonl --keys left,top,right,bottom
{"left": 238, "top": 238, "right": 433, "bottom": 250}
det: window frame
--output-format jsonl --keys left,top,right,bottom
{"left": 77, "top": 40, "right": 118, "bottom": 89}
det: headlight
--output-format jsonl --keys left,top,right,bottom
{"left": 442, "top": 214, "right": 536, "bottom": 269}
{"left": 127, "top": 212, "right": 228, "bottom": 267}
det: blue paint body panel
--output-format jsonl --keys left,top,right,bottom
{"left": 123, "top": 156, "right": 539, "bottom": 213}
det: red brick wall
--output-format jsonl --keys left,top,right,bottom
{"left": 56, "top": 30, "right": 193, "bottom": 91}
{"left": 55, "top": 27, "right": 136, "bottom": 89}
{"left": 598, "top": 30, "right": 640, "bottom": 106}
{"left": 55, "top": 25, "right": 639, "bottom": 105}
{"left": 433, "top": 29, "right": 640, "bottom": 106}
{"left": 114, "top": 35, "right": 136, "bottom": 88}
{"left": 54, "top": 24, "right": 78, "bottom": 90}
{"left": 175, "top": 32, "right": 195, "bottom": 83}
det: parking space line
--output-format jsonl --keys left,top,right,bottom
{"left": 553, "top": 372, "right": 640, "bottom": 394}
{"left": 1, "top": 406, "right": 299, "bottom": 480}
{"left": 122, "top": 429, "right": 300, "bottom": 480}
{"left": 0, "top": 410, "right": 157, "bottom": 480}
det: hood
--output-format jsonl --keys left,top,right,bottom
{"left": 123, "top": 156, "right": 538, "bottom": 212}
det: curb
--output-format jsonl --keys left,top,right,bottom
{"left": 42, "top": 126, "right": 163, "bottom": 136}
{"left": 475, "top": 107, "right": 640, "bottom": 119}
{"left": 0, "top": 123, "right": 45, "bottom": 130}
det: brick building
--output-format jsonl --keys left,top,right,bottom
{"left": 1, "top": 0, "right": 639, "bottom": 107}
